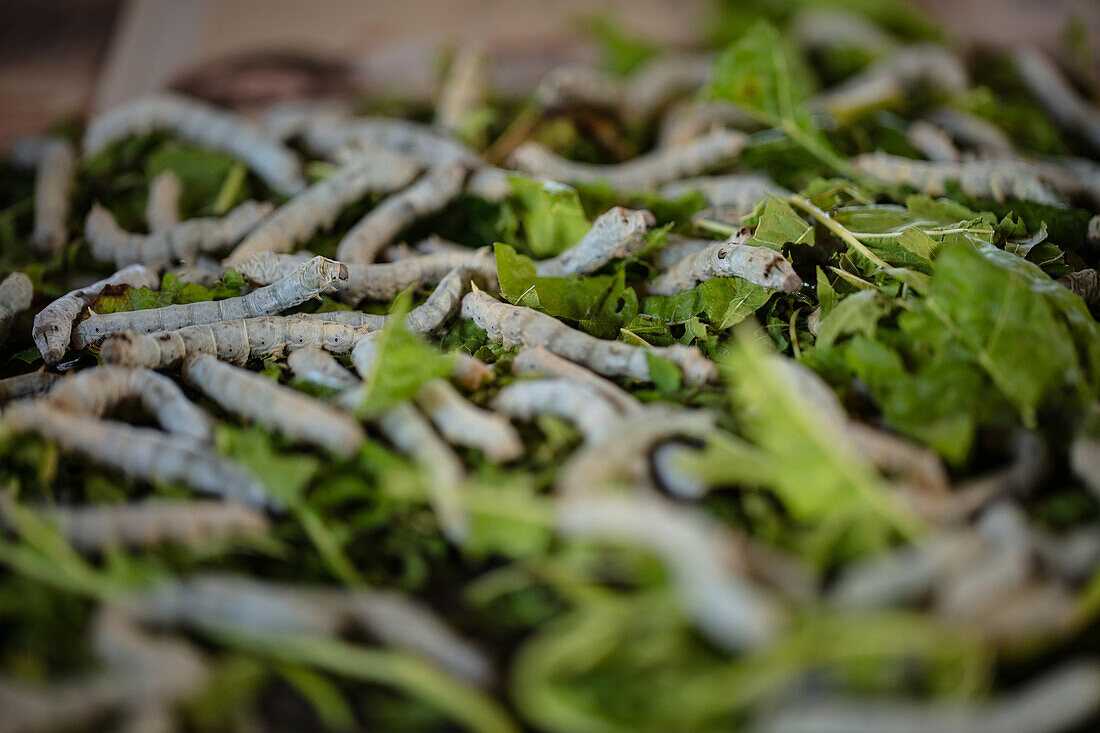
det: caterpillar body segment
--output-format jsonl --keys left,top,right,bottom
{"left": 0, "top": 272, "right": 33, "bottom": 343}
{"left": 32, "top": 137, "right": 76, "bottom": 253}
{"left": 648, "top": 234, "right": 802, "bottom": 294}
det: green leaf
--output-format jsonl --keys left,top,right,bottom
{"left": 645, "top": 353, "right": 682, "bottom": 394}
{"left": 146, "top": 142, "right": 251, "bottom": 214}
{"left": 815, "top": 289, "right": 892, "bottom": 349}
{"left": 91, "top": 271, "right": 245, "bottom": 314}
{"left": 748, "top": 196, "right": 814, "bottom": 250}
{"left": 508, "top": 177, "right": 591, "bottom": 257}
{"left": 642, "top": 277, "right": 772, "bottom": 329}
{"left": 581, "top": 14, "right": 661, "bottom": 77}
{"left": 216, "top": 425, "right": 320, "bottom": 506}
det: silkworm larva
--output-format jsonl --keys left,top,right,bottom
{"left": 3, "top": 401, "right": 274, "bottom": 509}
{"left": 534, "top": 206, "right": 652, "bottom": 277}
{"left": 83, "top": 92, "right": 306, "bottom": 195}
{"left": 555, "top": 406, "right": 716, "bottom": 494}
{"left": 336, "top": 162, "right": 470, "bottom": 264}
{"left": 657, "top": 100, "right": 760, "bottom": 147}
{"left": 536, "top": 64, "right": 628, "bottom": 116}
{"left": 299, "top": 310, "right": 388, "bottom": 329}
{"left": 810, "top": 44, "right": 968, "bottom": 120}
{"left": 465, "top": 166, "right": 514, "bottom": 202}
{"left": 74, "top": 255, "right": 347, "bottom": 347}
{"left": 1059, "top": 270, "right": 1099, "bottom": 307}
{"left": 907, "top": 120, "right": 960, "bottom": 163}
{"left": 145, "top": 170, "right": 182, "bottom": 232}
{"left": 650, "top": 442, "right": 707, "bottom": 498}
{"left": 0, "top": 369, "right": 61, "bottom": 403}
{"left": 377, "top": 403, "right": 467, "bottom": 543}
{"left": 405, "top": 267, "right": 468, "bottom": 335}
{"left": 462, "top": 288, "right": 716, "bottom": 385}
{"left": 0, "top": 271, "right": 33, "bottom": 343}
{"left": 435, "top": 46, "right": 489, "bottom": 137}
{"left": 235, "top": 247, "right": 496, "bottom": 304}
{"left": 490, "top": 378, "right": 620, "bottom": 442}
{"left": 650, "top": 235, "right": 715, "bottom": 270}
{"left": 1038, "top": 156, "right": 1100, "bottom": 209}
{"left": 659, "top": 173, "right": 789, "bottom": 212}
{"left": 5, "top": 134, "right": 47, "bottom": 169}
{"left": 648, "top": 234, "right": 802, "bottom": 294}
{"left": 416, "top": 379, "right": 523, "bottom": 462}
{"left": 86, "top": 200, "right": 274, "bottom": 269}
{"left": 508, "top": 128, "right": 747, "bottom": 192}
{"left": 511, "top": 345, "right": 643, "bottom": 414}
{"left": 182, "top": 353, "right": 365, "bottom": 457}
{"left": 168, "top": 256, "right": 226, "bottom": 288}
{"left": 99, "top": 316, "right": 373, "bottom": 370}
{"left": 1014, "top": 49, "right": 1100, "bottom": 158}
{"left": 32, "top": 137, "right": 75, "bottom": 253}
{"left": 39, "top": 499, "right": 268, "bottom": 552}
{"left": 43, "top": 365, "right": 210, "bottom": 441}
{"left": 302, "top": 115, "right": 479, "bottom": 167}
{"left": 558, "top": 494, "right": 782, "bottom": 651}
{"left": 1070, "top": 431, "right": 1099, "bottom": 503}
{"left": 927, "top": 106, "right": 1015, "bottom": 156}
{"left": 754, "top": 662, "right": 1100, "bottom": 733}
{"left": 1089, "top": 214, "right": 1100, "bottom": 248}
{"left": 223, "top": 151, "right": 419, "bottom": 266}
{"left": 287, "top": 346, "right": 360, "bottom": 389}
{"left": 791, "top": 7, "right": 898, "bottom": 55}
{"left": 413, "top": 234, "right": 475, "bottom": 256}
{"left": 451, "top": 353, "right": 493, "bottom": 390}
{"left": 850, "top": 152, "right": 1061, "bottom": 204}
{"left": 259, "top": 98, "right": 351, "bottom": 141}
{"left": 33, "top": 264, "right": 159, "bottom": 365}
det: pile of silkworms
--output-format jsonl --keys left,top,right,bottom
{"left": 1, "top": 9, "right": 1099, "bottom": 733}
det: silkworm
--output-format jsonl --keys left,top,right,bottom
{"left": 490, "top": 378, "right": 620, "bottom": 442}
{"left": 0, "top": 369, "right": 61, "bottom": 403}
{"left": 650, "top": 442, "right": 707, "bottom": 498}
{"left": 1014, "top": 49, "right": 1100, "bottom": 157}
{"left": 300, "top": 309, "right": 388, "bottom": 329}
{"left": 907, "top": 120, "right": 960, "bottom": 163}
{"left": 413, "top": 234, "right": 475, "bottom": 256}
{"left": 810, "top": 44, "right": 968, "bottom": 120}
{"left": 223, "top": 150, "right": 419, "bottom": 266}
{"left": 465, "top": 166, "right": 514, "bottom": 202}
{"left": 657, "top": 100, "right": 760, "bottom": 147}
{"left": 659, "top": 173, "right": 789, "bottom": 213}
{"left": 31, "top": 137, "right": 75, "bottom": 253}
{"left": 1039, "top": 156, "right": 1100, "bottom": 209}
{"left": 534, "top": 206, "right": 652, "bottom": 277}
{"left": 535, "top": 64, "right": 628, "bottom": 116}
{"left": 259, "top": 98, "right": 351, "bottom": 141}
{"left": 74, "top": 255, "right": 347, "bottom": 347}
{"left": 37, "top": 499, "right": 268, "bottom": 552}
{"left": 435, "top": 46, "right": 488, "bottom": 137}
{"left": 557, "top": 494, "right": 782, "bottom": 651}
{"left": 753, "top": 661, "right": 1100, "bottom": 733}
{"left": 650, "top": 235, "right": 714, "bottom": 270}
{"left": 99, "top": 315, "right": 374, "bottom": 370}
{"left": 416, "top": 379, "right": 523, "bottom": 462}
{"left": 302, "top": 115, "right": 478, "bottom": 167}
{"left": 5, "top": 134, "right": 47, "bottom": 169}
{"left": 182, "top": 352, "right": 365, "bottom": 457}
{"left": 451, "top": 353, "right": 493, "bottom": 390}
{"left": 462, "top": 288, "right": 717, "bottom": 385}
{"left": 287, "top": 346, "right": 359, "bottom": 389}
{"left": 33, "top": 264, "right": 159, "bottom": 365}
{"left": 927, "top": 106, "right": 1015, "bottom": 156}
{"left": 508, "top": 128, "right": 747, "bottom": 192}
{"left": 791, "top": 6, "right": 898, "bottom": 55}
{"left": 44, "top": 365, "right": 213, "bottom": 442}
{"left": 0, "top": 271, "right": 33, "bottom": 343}
{"left": 648, "top": 233, "right": 802, "bottom": 294}
{"left": 511, "top": 345, "right": 642, "bottom": 414}
{"left": 83, "top": 92, "right": 306, "bottom": 195}
{"left": 1070, "top": 432, "right": 1099, "bottom": 503}
{"left": 168, "top": 256, "right": 226, "bottom": 288}
{"left": 86, "top": 200, "right": 274, "bottom": 269}
{"left": 405, "top": 267, "right": 468, "bottom": 334}
{"left": 234, "top": 247, "right": 496, "bottom": 304}
{"left": 377, "top": 403, "right": 467, "bottom": 543}
{"left": 336, "top": 161, "right": 469, "bottom": 264}
{"left": 145, "top": 170, "right": 182, "bottom": 232}
{"left": 3, "top": 401, "right": 273, "bottom": 509}
{"left": 850, "top": 152, "right": 1061, "bottom": 204}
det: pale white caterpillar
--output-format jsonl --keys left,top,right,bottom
{"left": 73, "top": 255, "right": 347, "bottom": 347}
{"left": 145, "top": 170, "right": 182, "bottom": 232}
{"left": 182, "top": 353, "right": 365, "bottom": 457}
{"left": 462, "top": 287, "right": 716, "bottom": 385}
{"left": 302, "top": 115, "right": 479, "bottom": 167}
{"left": 657, "top": 100, "right": 760, "bottom": 148}
{"left": 32, "top": 137, "right": 76, "bottom": 253}
{"left": 754, "top": 662, "right": 1100, "bottom": 733}
{"left": 790, "top": 7, "right": 898, "bottom": 56}
{"left": 259, "top": 98, "right": 351, "bottom": 141}
{"left": 648, "top": 233, "right": 803, "bottom": 294}
{"left": 1014, "top": 49, "right": 1100, "bottom": 157}
{"left": 3, "top": 401, "right": 273, "bottom": 509}
{"left": 168, "top": 256, "right": 226, "bottom": 288}
{"left": 83, "top": 92, "right": 306, "bottom": 195}
{"left": 465, "top": 166, "right": 514, "bottom": 202}
{"left": 33, "top": 264, "right": 159, "bottom": 365}
{"left": 534, "top": 206, "right": 652, "bottom": 277}
{"left": 658, "top": 173, "right": 789, "bottom": 213}
{"left": 413, "top": 234, "right": 476, "bottom": 256}
{"left": 850, "top": 152, "right": 1062, "bottom": 204}
{"left": 35, "top": 499, "right": 268, "bottom": 552}
{"left": 99, "top": 316, "right": 374, "bottom": 370}
{"left": 557, "top": 494, "right": 783, "bottom": 651}
{"left": 5, "top": 134, "right": 47, "bottom": 169}
{"left": 44, "top": 365, "right": 213, "bottom": 442}
{"left": 810, "top": 44, "right": 968, "bottom": 120}
{"left": 927, "top": 106, "right": 1015, "bottom": 156}
{"left": 336, "top": 161, "right": 470, "bottom": 264}
{"left": 234, "top": 246, "right": 497, "bottom": 304}
{"left": 435, "top": 46, "right": 489, "bottom": 137}
{"left": 287, "top": 346, "right": 359, "bottom": 390}
{"left": 0, "top": 370, "right": 60, "bottom": 403}
{"left": 0, "top": 271, "right": 33, "bottom": 343}
{"left": 511, "top": 345, "right": 643, "bottom": 414}
{"left": 650, "top": 443, "right": 707, "bottom": 499}
{"left": 86, "top": 200, "right": 274, "bottom": 269}
{"left": 535, "top": 64, "right": 628, "bottom": 117}
{"left": 377, "top": 403, "right": 467, "bottom": 543}
{"left": 508, "top": 128, "right": 746, "bottom": 192}
{"left": 490, "top": 378, "right": 621, "bottom": 442}
{"left": 451, "top": 353, "right": 493, "bottom": 390}
{"left": 907, "top": 120, "right": 961, "bottom": 163}
{"left": 415, "top": 379, "right": 524, "bottom": 462}
{"left": 299, "top": 310, "right": 387, "bottom": 329}
{"left": 223, "top": 149, "right": 420, "bottom": 266}
{"left": 404, "top": 267, "right": 469, "bottom": 335}
{"left": 650, "top": 235, "right": 715, "bottom": 270}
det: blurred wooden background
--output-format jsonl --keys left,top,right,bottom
{"left": 1, "top": 0, "right": 1097, "bottom": 146}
